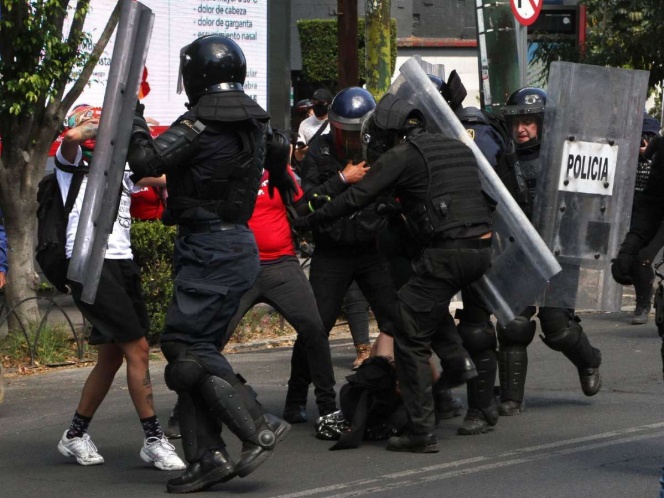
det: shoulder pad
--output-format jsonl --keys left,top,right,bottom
{"left": 154, "top": 120, "right": 205, "bottom": 152}
{"left": 456, "top": 106, "right": 488, "bottom": 125}
{"left": 195, "top": 92, "right": 270, "bottom": 123}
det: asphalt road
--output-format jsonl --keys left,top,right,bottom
{"left": 2, "top": 310, "right": 664, "bottom": 498}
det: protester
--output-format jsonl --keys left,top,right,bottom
{"left": 54, "top": 106, "right": 185, "bottom": 471}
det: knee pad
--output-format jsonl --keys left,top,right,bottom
{"left": 165, "top": 355, "right": 207, "bottom": 392}
{"left": 497, "top": 316, "right": 536, "bottom": 347}
{"left": 540, "top": 321, "right": 582, "bottom": 353}
{"left": 458, "top": 322, "right": 497, "bottom": 354}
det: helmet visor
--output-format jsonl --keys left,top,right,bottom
{"left": 176, "top": 44, "right": 189, "bottom": 95}
{"left": 333, "top": 125, "right": 363, "bottom": 162}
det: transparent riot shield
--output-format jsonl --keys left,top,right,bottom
{"left": 67, "top": 0, "right": 155, "bottom": 304}
{"left": 532, "top": 62, "right": 649, "bottom": 311}
{"left": 389, "top": 56, "right": 562, "bottom": 326}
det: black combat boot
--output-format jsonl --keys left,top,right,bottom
{"left": 578, "top": 367, "right": 602, "bottom": 396}
{"left": 386, "top": 432, "right": 439, "bottom": 453}
{"left": 457, "top": 405, "right": 499, "bottom": 435}
{"left": 166, "top": 448, "right": 235, "bottom": 494}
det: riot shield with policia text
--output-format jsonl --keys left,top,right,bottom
{"left": 532, "top": 62, "right": 649, "bottom": 311}
{"left": 387, "top": 57, "right": 561, "bottom": 326}
{"left": 67, "top": 0, "right": 155, "bottom": 304}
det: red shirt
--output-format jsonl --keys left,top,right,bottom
{"left": 130, "top": 186, "right": 165, "bottom": 221}
{"left": 250, "top": 167, "right": 304, "bottom": 262}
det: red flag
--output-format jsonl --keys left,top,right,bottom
{"left": 138, "top": 66, "right": 151, "bottom": 99}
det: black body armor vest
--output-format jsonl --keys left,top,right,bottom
{"left": 405, "top": 134, "right": 492, "bottom": 242}
{"left": 165, "top": 111, "right": 266, "bottom": 225}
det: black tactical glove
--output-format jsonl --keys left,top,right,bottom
{"left": 268, "top": 172, "right": 297, "bottom": 205}
{"left": 610, "top": 252, "right": 634, "bottom": 286}
{"left": 375, "top": 196, "right": 402, "bottom": 217}
{"left": 308, "top": 193, "right": 331, "bottom": 212}
{"left": 292, "top": 213, "right": 313, "bottom": 233}
{"left": 135, "top": 100, "right": 145, "bottom": 118}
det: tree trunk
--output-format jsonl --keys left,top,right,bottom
{"left": 0, "top": 150, "right": 47, "bottom": 331}
{"left": 365, "top": 0, "right": 392, "bottom": 99}
{"left": 338, "top": 0, "right": 359, "bottom": 88}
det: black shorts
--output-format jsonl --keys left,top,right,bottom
{"left": 70, "top": 259, "right": 149, "bottom": 345}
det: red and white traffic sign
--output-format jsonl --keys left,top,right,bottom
{"left": 510, "top": 0, "right": 542, "bottom": 26}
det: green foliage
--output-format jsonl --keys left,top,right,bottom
{"left": 130, "top": 220, "right": 176, "bottom": 345}
{"left": 530, "top": 0, "right": 664, "bottom": 90}
{"left": 0, "top": 322, "right": 86, "bottom": 367}
{"left": 297, "top": 18, "right": 398, "bottom": 93}
{"left": 0, "top": 0, "right": 93, "bottom": 117}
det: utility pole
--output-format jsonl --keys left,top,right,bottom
{"left": 474, "top": 0, "right": 521, "bottom": 112}
{"left": 337, "top": 0, "right": 359, "bottom": 88}
{"left": 365, "top": 0, "right": 391, "bottom": 99}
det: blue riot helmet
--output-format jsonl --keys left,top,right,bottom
{"left": 502, "top": 87, "right": 547, "bottom": 151}
{"left": 328, "top": 87, "right": 376, "bottom": 162}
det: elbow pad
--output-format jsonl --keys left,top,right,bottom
{"left": 153, "top": 119, "right": 206, "bottom": 171}
{"left": 264, "top": 127, "right": 290, "bottom": 179}
{"left": 128, "top": 119, "right": 205, "bottom": 180}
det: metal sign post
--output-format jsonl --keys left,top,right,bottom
{"left": 510, "top": 0, "right": 542, "bottom": 88}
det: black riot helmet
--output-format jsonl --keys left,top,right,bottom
{"left": 177, "top": 35, "right": 247, "bottom": 107}
{"left": 328, "top": 87, "right": 376, "bottom": 161}
{"left": 502, "top": 87, "right": 547, "bottom": 151}
{"left": 361, "top": 94, "right": 426, "bottom": 164}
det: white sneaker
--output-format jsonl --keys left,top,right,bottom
{"left": 57, "top": 430, "right": 104, "bottom": 466}
{"left": 140, "top": 436, "right": 186, "bottom": 471}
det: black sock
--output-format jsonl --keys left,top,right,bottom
{"left": 66, "top": 412, "right": 92, "bottom": 439}
{"left": 140, "top": 415, "right": 164, "bottom": 440}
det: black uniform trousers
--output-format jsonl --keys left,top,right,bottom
{"left": 395, "top": 241, "right": 492, "bottom": 433}
{"left": 160, "top": 226, "right": 259, "bottom": 376}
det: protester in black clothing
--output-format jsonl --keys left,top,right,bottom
{"left": 296, "top": 94, "right": 494, "bottom": 453}
{"left": 127, "top": 35, "right": 294, "bottom": 493}
{"left": 295, "top": 87, "right": 402, "bottom": 420}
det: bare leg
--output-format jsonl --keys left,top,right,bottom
{"left": 116, "top": 337, "right": 155, "bottom": 419}
{"left": 75, "top": 343, "right": 124, "bottom": 417}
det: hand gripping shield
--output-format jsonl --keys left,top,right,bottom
{"left": 388, "top": 57, "right": 561, "bottom": 326}
{"left": 67, "top": 0, "right": 155, "bottom": 304}
{"left": 531, "top": 62, "right": 649, "bottom": 311}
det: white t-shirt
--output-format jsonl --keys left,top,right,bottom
{"left": 55, "top": 146, "right": 138, "bottom": 259}
{"left": 297, "top": 115, "right": 330, "bottom": 145}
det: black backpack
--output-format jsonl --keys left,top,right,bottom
{"left": 35, "top": 162, "right": 88, "bottom": 292}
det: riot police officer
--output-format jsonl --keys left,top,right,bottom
{"left": 497, "top": 88, "right": 602, "bottom": 417}
{"left": 297, "top": 93, "right": 494, "bottom": 453}
{"left": 127, "top": 35, "right": 295, "bottom": 493}
{"left": 426, "top": 72, "right": 510, "bottom": 435}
